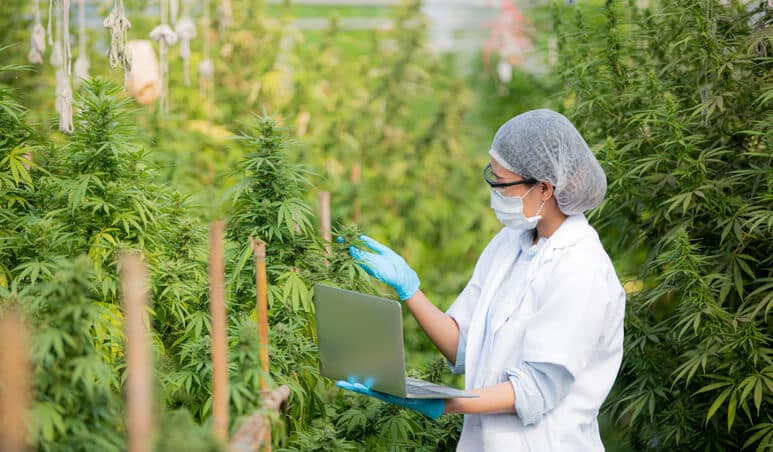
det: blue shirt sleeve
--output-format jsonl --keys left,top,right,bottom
{"left": 507, "top": 362, "right": 574, "bottom": 426}
{"left": 447, "top": 331, "right": 467, "bottom": 375}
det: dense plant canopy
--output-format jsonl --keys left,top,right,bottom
{"left": 553, "top": 0, "right": 772, "bottom": 450}
{"left": 2, "top": 0, "right": 769, "bottom": 450}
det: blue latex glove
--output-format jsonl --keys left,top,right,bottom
{"left": 343, "top": 235, "right": 420, "bottom": 301}
{"left": 336, "top": 380, "right": 445, "bottom": 420}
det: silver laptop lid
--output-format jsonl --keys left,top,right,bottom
{"left": 313, "top": 284, "right": 408, "bottom": 397}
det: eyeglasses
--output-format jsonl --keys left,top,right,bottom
{"left": 483, "top": 163, "right": 538, "bottom": 188}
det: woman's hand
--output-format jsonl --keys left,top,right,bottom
{"left": 346, "top": 235, "right": 420, "bottom": 301}
{"left": 344, "top": 236, "right": 461, "bottom": 367}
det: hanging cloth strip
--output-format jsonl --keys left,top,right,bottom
{"left": 51, "top": 0, "right": 74, "bottom": 133}
{"left": 104, "top": 0, "right": 132, "bottom": 83}
{"left": 176, "top": 18, "right": 196, "bottom": 86}
{"left": 29, "top": 0, "right": 46, "bottom": 64}
{"left": 198, "top": 0, "right": 213, "bottom": 101}
{"left": 150, "top": 0, "right": 178, "bottom": 113}
{"left": 218, "top": 0, "right": 231, "bottom": 33}
{"left": 176, "top": 0, "right": 196, "bottom": 86}
{"left": 50, "top": 38, "right": 64, "bottom": 108}
{"left": 46, "top": 0, "right": 54, "bottom": 45}
{"left": 170, "top": 0, "right": 179, "bottom": 25}
{"left": 74, "top": 0, "right": 90, "bottom": 86}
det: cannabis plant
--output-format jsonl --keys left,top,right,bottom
{"left": 0, "top": 62, "right": 39, "bottom": 287}
{"left": 221, "top": 113, "right": 380, "bottom": 445}
{"left": 19, "top": 256, "right": 125, "bottom": 451}
{"left": 553, "top": 0, "right": 772, "bottom": 449}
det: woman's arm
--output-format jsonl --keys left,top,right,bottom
{"left": 443, "top": 382, "right": 517, "bottom": 415}
{"left": 404, "top": 289, "right": 461, "bottom": 363}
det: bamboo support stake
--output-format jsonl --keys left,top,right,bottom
{"left": 0, "top": 310, "right": 30, "bottom": 452}
{"left": 351, "top": 163, "right": 361, "bottom": 223}
{"left": 249, "top": 236, "right": 272, "bottom": 450}
{"left": 120, "top": 253, "right": 154, "bottom": 452}
{"left": 210, "top": 220, "right": 229, "bottom": 442}
{"left": 228, "top": 385, "right": 290, "bottom": 452}
{"left": 318, "top": 191, "right": 331, "bottom": 257}
{"left": 249, "top": 237, "right": 269, "bottom": 392}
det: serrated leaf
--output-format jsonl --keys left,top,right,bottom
{"left": 706, "top": 387, "right": 732, "bottom": 424}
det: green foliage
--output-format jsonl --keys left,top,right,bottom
{"left": 553, "top": 0, "right": 772, "bottom": 449}
{"left": 321, "top": 358, "right": 463, "bottom": 452}
{"left": 1, "top": 75, "right": 215, "bottom": 450}
{"left": 154, "top": 409, "right": 225, "bottom": 452}
{"left": 41, "top": 81, "right": 162, "bottom": 295}
{"left": 20, "top": 256, "right": 125, "bottom": 451}
{"left": 222, "top": 112, "right": 383, "bottom": 445}
{"left": 0, "top": 0, "right": 590, "bottom": 449}
{"left": 0, "top": 61, "right": 38, "bottom": 286}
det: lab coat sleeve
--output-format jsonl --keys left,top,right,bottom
{"left": 447, "top": 330, "right": 467, "bottom": 375}
{"left": 446, "top": 277, "right": 479, "bottom": 375}
{"left": 507, "top": 361, "right": 574, "bottom": 426}
{"left": 445, "top": 229, "right": 508, "bottom": 375}
{"left": 520, "top": 249, "right": 610, "bottom": 378}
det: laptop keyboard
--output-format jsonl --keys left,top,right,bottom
{"left": 405, "top": 377, "right": 463, "bottom": 396}
{"left": 406, "top": 381, "right": 446, "bottom": 396}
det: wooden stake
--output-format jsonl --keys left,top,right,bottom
{"left": 249, "top": 236, "right": 272, "bottom": 450}
{"left": 0, "top": 310, "right": 30, "bottom": 452}
{"left": 351, "top": 163, "right": 361, "bottom": 223}
{"left": 318, "top": 191, "right": 331, "bottom": 257}
{"left": 229, "top": 385, "right": 290, "bottom": 452}
{"left": 209, "top": 220, "right": 229, "bottom": 442}
{"left": 249, "top": 237, "right": 269, "bottom": 392}
{"left": 120, "top": 253, "right": 154, "bottom": 452}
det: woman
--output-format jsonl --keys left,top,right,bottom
{"left": 338, "top": 109, "right": 625, "bottom": 451}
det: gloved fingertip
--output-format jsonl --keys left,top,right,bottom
{"left": 336, "top": 381, "right": 354, "bottom": 391}
{"left": 427, "top": 407, "right": 444, "bottom": 420}
{"left": 359, "top": 235, "right": 384, "bottom": 254}
{"left": 336, "top": 236, "right": 344, "bottom": 244}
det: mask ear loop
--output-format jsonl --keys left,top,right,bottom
{"left": 522, "top": 184, "right": 536, "bottom": 197}
{"left": 533, "top": 182, "right": 548, "bottom": 217}
{"left": 534, "top": 199, "right": 546, "bottom": 217}
{"left": 529, "top": 186, "right": 547, "bottom": 243}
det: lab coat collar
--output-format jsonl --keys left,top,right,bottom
{"left": 502, "top": 214, "right": 590, "bottom": 251}
{"left": 539, "top": 214, "right": 593, "bottom": 265}
{"left": 548, "top": 214, "right": 591, "bottom": 249}
{"left": 466, "top": 215, "right": 595, "bottom": 389}
{"left": 490, "top": 214, "right": 593, "bottom": 337}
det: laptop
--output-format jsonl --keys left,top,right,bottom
{"left": 313, "top": 284, "right": 478, "bottom": 399}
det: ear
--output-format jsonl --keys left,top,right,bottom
{"left": 540, "top": 181, "right": 555, "bottom": 200}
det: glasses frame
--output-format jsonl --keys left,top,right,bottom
{"left": 483, "top": 163, "right": 538, "bottom": 188}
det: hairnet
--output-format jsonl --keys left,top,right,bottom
{"left": 488, "top": 109, "right": 606, "bottom": 215}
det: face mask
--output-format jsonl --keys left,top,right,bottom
{"left": 490, "top": 186, "right": 545, "bottom": 231}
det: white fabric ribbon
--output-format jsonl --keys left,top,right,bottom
{"left": 176, "top": 18, "right": 197, "bottom": 86}
{"left": 104, "top": 0, "right": 132, "bottom": 76}
{"left": 150, "top": 24, "right": 177, "bottom": 112}
{"left": 150, "top": 24, "right": 178, "bottom": 45}
{"left": 29, "top": 0, "right": 46, "bottom": 64}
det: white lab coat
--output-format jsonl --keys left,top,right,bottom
{"left": 446, "top": 214, "right": 625, "bottom": 451}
